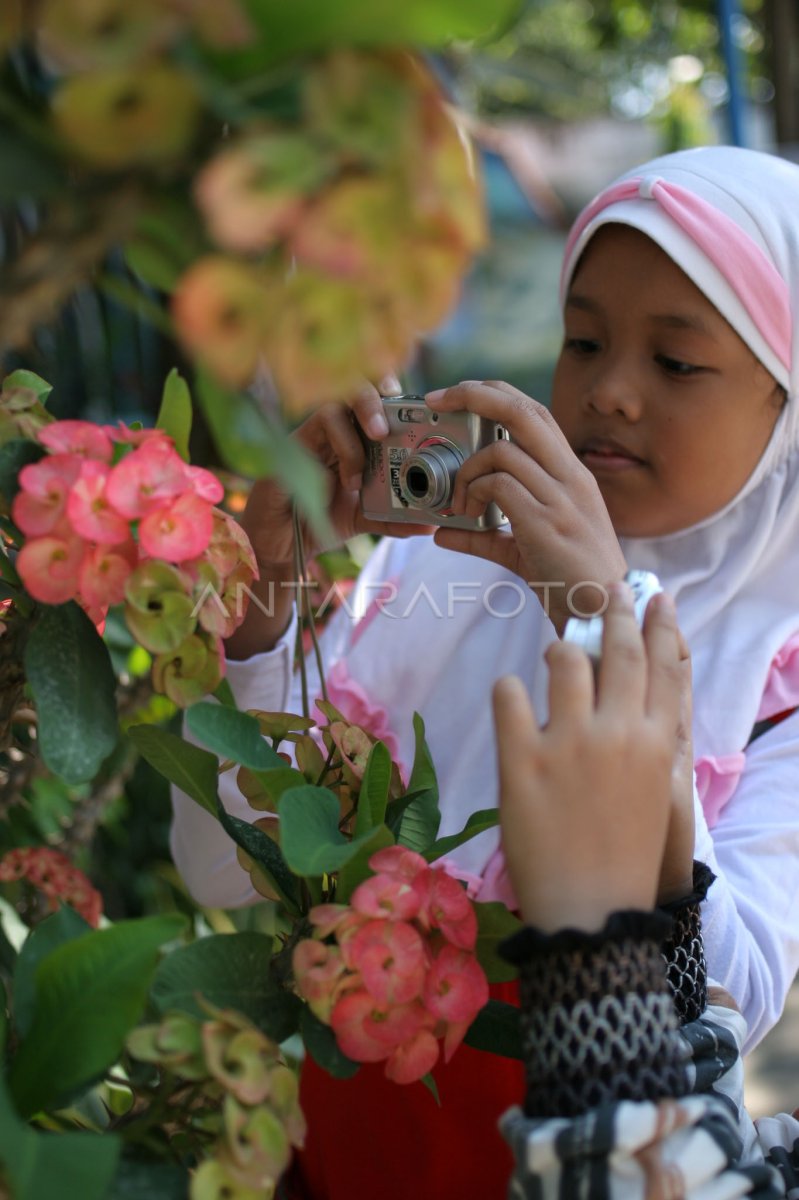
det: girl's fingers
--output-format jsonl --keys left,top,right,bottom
{"left": 544, "top": 640, "right": 594, "bottom": 727}
{"left": 302, "top": 404, "right": 369, "bottom": 490}
{"left": 451, "top": 440, "right": 558, "bottom": 514}
{"left": 425, "top": 380, "right": 574, "bottom": 481}
{"left": 492, "top": 675, "right": 541, "bottom": 792}
{"left": 433, "top": 525, "right": 517, "bottom": 573}
{"left": 642, "top": 592, "right": 683, "bottom": 729}
{"left": 596, "top": 583, "right": 646, "bottom": 714}
{"left": 350, "top": 380, "right": 391, "bottom": 444}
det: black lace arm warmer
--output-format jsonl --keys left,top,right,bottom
{"left": 500, "top": 911, "right": 690, "bottom": 1119}
{"left": 658, "top": 861, "right": 715, "bottom": 1026}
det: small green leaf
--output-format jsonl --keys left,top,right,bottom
{"left": 186, "top": 702, "right": 286, "bottom": 770}
{"left": 0, "top": 439, "right": 43, "bottom": 504}
{"left": 278, "top": 786, "right": 381, "bottom": 876}
{"left": 9, "top": 914, "right": 187, "bottom": 1118}
{"left": 472, "top": 901, "right": 522, "bottom": 983}
{"left": 424, "top": 809, "right": 500, "bottom": 862}
{"left": 300, "top": 1006, "right": 359, "bottom": 1079}
{"left": 354, "top": 740, "right": 391, "bottom": 837}
{"left": 335, "top": 823, "right": 394, "bottom": 903}
{"left": 245, "top": 765, "right": 308, "bottom": 810}
{"left": 463, "top": 999, "right": 522, "bottom": 1060}
{"left": 397, "top": 714, "right": 441, "bottom": 854}
{"left": 156, "top": 368, "right": 192, "bottom": 461}
{"left": 13, "top": 906, "right": 92, "bottom": 1039}
{"left": 213, "top": 677, "right": 237, "bottom": 708}
{"left": 150, "top": 931, "right": 302, "bottom": 1043}
{"left": 2, "top": 371, "right": 53, "bottom": 403}
{"left": 216, "top": 804, "right": 301, "bottom": 914}
{"left": 0, "top": 1073, "right": 120, "bottom": 1200}
{"left": 25, "top": 603, "right": 118, "bottom": 784}
{"left": 107, "top": 1159, "right": 188, "bottom": 1200}
{"left": 420, "top": 1072, "right": 440, "bottom": 1105}
{"left": 128, "top": 725, "right": 219, "bottom": 817}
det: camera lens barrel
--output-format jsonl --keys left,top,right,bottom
{"left": 399, "top": 442, "right": 463, "bottom": 509}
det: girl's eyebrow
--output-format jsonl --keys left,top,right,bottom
{"left": 565, "top": 293, "right": 720, "bottom": 341}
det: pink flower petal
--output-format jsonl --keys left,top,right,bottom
{"left": 79, "top": 541, "right": 136, "bottom": 609}
{"left": 330, "top": 990, "right": 392, "bottom": 1063}
{"left": 345, "top": 919, "right": 426, "bottom": 1006}
{"left": 66, "top": 461, "right": 130, "bottom": 545}
{"left": 184, "top": 465, "right": 224, "bottom": 503}
{"left": 384, "top": 1029, "right": 440, "bottom": 1084}
{"left": 423, "top": 946, "right": 488, "bottom": 1024}
{"left": 138, "top": 493, "right": 214, "bottom": 562}
{"left": 106, "top": 439, "right": 190, "bottom": 519}
{"left": 39, "top": 420, "right": 113, "bottom": 462}
{"left": 368, "top": 845, "right": 428, "bottom": 881}
{"left": 17, "top": 534, "right": 84, "bottom": 604}
{"left": 350, "top": 874, "right": 421, "bottom": 922}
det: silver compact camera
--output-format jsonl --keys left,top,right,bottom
{"left": 359, "top": 394, "right": 509, "bottom": 530}
{"left": 563, "top": 570, "right": 663, "bottom": 666}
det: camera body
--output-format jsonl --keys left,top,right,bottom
{"left": 359, "top": 394, "right": 508, "bottom": 530}
{"left": 563, "top": 570, "right": 663, "bottom": 665}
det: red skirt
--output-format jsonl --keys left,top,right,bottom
{"left": 286, "top": 980, "right": 523, "bottom": 1200}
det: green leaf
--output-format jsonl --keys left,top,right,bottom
{"left": 125, "top": 239, "right": 182, "bottom": 293}
{"left": 13, "top": 906, "right": 92, "bottom": 1040}
{"left": 0, "top": 438, "right": 44, "bottom": 505}
{"left": 462, "top": 999, "right": 522, "bottom": 1060}
{"left": 300, "top": 1006, "right": 359, "bottom": 1079}
{"left": 2, "top": 371, "right": 53, "bottom": 403}
{"left": 205, "top": 0, "right": 523, "bottom": 74}
{"left": 156, "top": 368, "right": 192, "bottom": 461}
{"left": 354, "top": 740, "right": 391, "bottom": 837}
{"left": 25, "top": 603, "right": 118, "bottom": 784}
{"left": 383, "top": 786, "right": 428, "bottom": 834}
{"left": 397, "top": 714, "right": 441, "bottom": 854}
{"left": 151, "top": 932, "right": 302, "bottom": 1043}
{"left": 335, "top": 823, "right": 394, "bottom": 903}
{"left": 0, "top": 129, "right": 66, "bottom": 201}
{"left": 424, "top": 809, "right": 500, "bottom": 862}
{"left": 186, "top": 702, "right": 286, "bottom": 770}
{"left": 420, "top": 1072, "right": 440, "bottom": 1105}
{"left": 127, "top": 725, "right": 219, "bottom": 818}
{"left": 0, "top": 1074, "right": 120, "bottom": 1200}
{"left": 472, "top": 901, "right": 522, "bottom": 983}
{"left": 8, "top": 914, "right": 187, "bottom": 1118}
{"left": 107, "top": 1159, "right": 188, "bottom": 1200}
{"left": 216, "top": 805, "right": 301, "bottom": 915}
{"left": 195, "top": 372, "right": 333, "bottom": 547}
{"left": 246, "top": 765, "right": 308, "bottom": 809}
{"left": 213, "top": 677, "right": 237, "bottom": 709}
{"left": 278, "top": 786, "right": 381, "bottom": 876}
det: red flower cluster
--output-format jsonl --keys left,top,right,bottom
{"left": 293, "top": 846, "right": 488, "bottom": 1084}
{"left": 0, "top": 846, "right": 103, "bottom": 927}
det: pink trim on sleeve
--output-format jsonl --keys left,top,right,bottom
{"left": 757, "top": 630, "right": 799, "bottom": 721}
{"left": 695, "top": 753, "right": 747, "bottom": 829}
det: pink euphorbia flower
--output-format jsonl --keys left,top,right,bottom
{"left": 384, "top": 1028, "right": 440, "bottom": 1085}
{"left": 12, "top": 454, "right": 82, "bottom": 536}
{"left": 79, "top": 540, "right": 137, "bottom": 609}
{"left": 350, "top": 872, "right": 421, "bottom": 922}
{"left": 330, "top": 991, "right": 431, "bottom": 1063}
{"left": 66, "top": 460, "right": 129, "bottom": 545}
{"left": 138, "top": 491, "right": 214, "bottom": 562}
{"left": 413, "top": 868, "right": 478, "bottom": 950}
{"left": 17, "top": 533, "right": 84, "bottom": 604}
{"left": 344, "top": 919, "right": 427, "bottom": 1006}
{"left": 106, "top": 437, "right": 191, "bottom": 519}
{"left": 292, "top": 940, "right": 349, "bottom": 1023}
{"left": 184, "top": 464, "right": 224, "bottom": 504}
{"left": 368, "top": 845, "right": 427, "bottom": 882}
{"left": 38, "top": 419, "right": 113, "bottom": 462}
{"left": 423, "top": 944, "right": 489, "bottom": 1024}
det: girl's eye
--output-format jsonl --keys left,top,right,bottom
{"left": 656, "top": 354, "right": 702, "bottom": 376}
{"left": 564, "top": 337, "right": 600, "bottom": 356}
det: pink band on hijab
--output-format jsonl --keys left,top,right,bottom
{"left": 561, "top": 176, "right": 792, "bottom": 373}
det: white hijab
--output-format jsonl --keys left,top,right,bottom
{"left": 559, "top": 146, "right": 799, "bottom": 757}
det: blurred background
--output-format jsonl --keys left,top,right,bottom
{"left": 3, "top": 0, "right": 799, "bottom": 1118}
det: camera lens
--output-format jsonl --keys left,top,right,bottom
{"left": 399, "top": 442, "right": 462, "bottom": 510}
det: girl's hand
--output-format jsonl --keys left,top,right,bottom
{"left": 426, "top": 380, "right": 628, "bottom": 633}
{"left": 492, "top": 585, "right": 682, "bottom": 932}
{"left": 226, "top": 379, "right": 435, "bottom": 659}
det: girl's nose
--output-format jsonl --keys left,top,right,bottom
{"left": 584, "top": 364, "right": 643, "bottom": 419}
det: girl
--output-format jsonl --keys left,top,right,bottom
{"left": 170, "top": 145, "right": 799, "bottom": 1199}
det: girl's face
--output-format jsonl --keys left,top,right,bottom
{"left": 551, "top": 224, "right": 784, "bottom": 537}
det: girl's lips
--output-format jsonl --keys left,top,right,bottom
{"left": 580, "top": 439, "right": 645, "bottom": 473}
